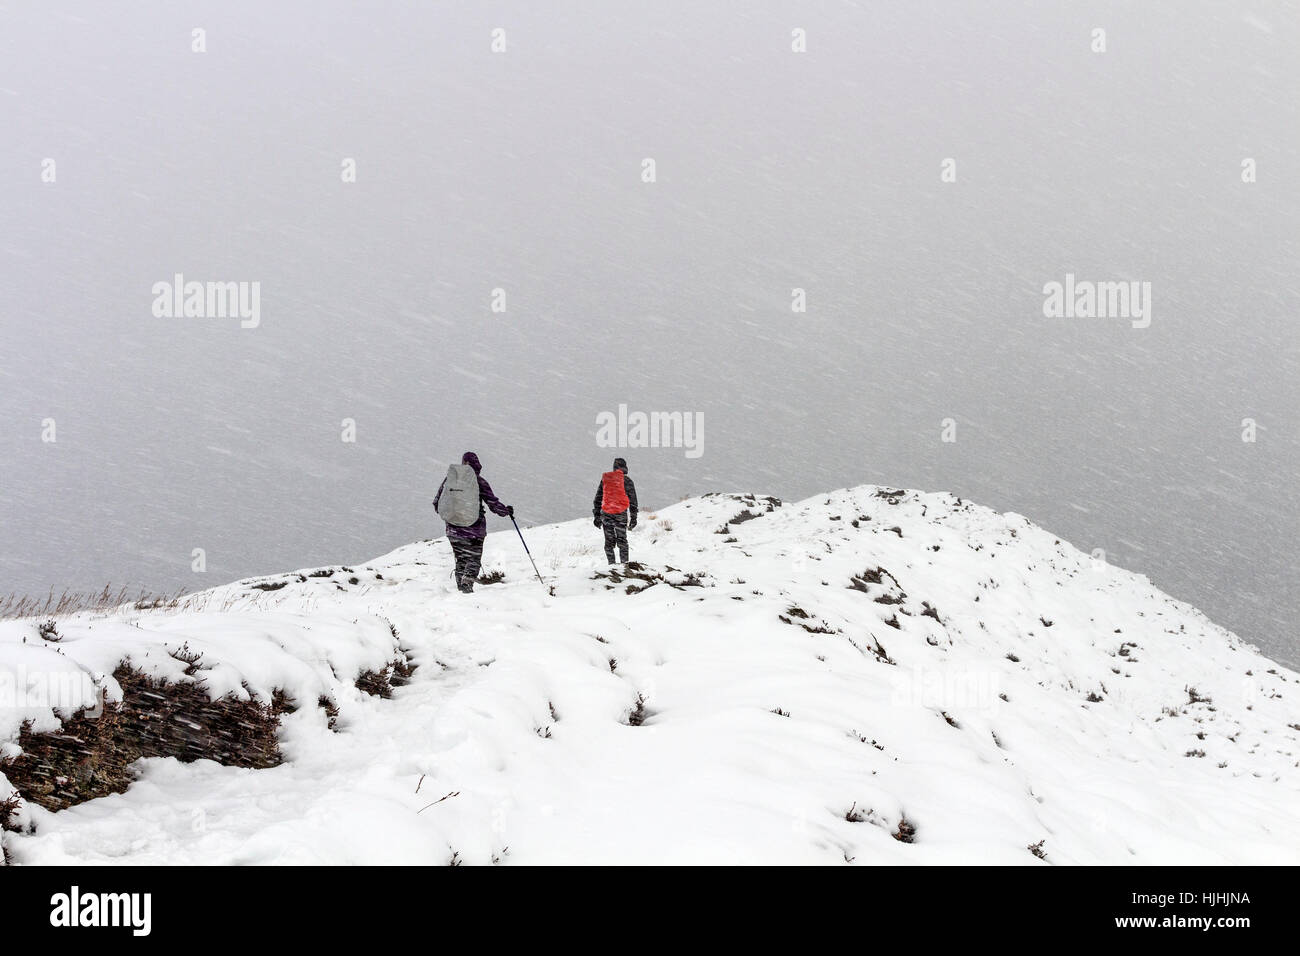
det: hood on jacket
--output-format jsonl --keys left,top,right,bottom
{"left": 612, "top": 457, "right": 628, "bottom": 474}
{"left": 462, "top": 451, "right": 483, "bottom": 474}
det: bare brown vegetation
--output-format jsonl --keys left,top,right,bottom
{"left": 0, "top": 585, "right": 186, "bottom": 621}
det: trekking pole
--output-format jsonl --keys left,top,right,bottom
{"left": 510, "top": 514, "right": 546, "bottom": 586}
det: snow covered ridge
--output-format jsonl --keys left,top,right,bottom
{"left": 2, "top": 486, "right": 1297, "bottom": 865}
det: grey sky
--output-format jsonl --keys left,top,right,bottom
{"left": 2, "top": 2, "right": 1297, "bottom": 665}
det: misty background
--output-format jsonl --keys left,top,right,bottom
{"left": 2, "top": 2, "right": 1296, "bottom": 666}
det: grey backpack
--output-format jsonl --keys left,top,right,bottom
{"left": 437, "top": 463, "right": 481, "bottom": 526}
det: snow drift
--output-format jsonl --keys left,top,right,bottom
{"left": 2, "top": 487, "right": 1297, "bottom": 865}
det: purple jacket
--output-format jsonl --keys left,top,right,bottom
{"left": 434, "top": 452, "right": 510, "bottom": 540}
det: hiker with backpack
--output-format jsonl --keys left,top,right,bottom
{"left": 593, "top": 457, "right": 638, "bottom": 564}
{"left": 434, "top": 451, "right": 513, "bottom": 593}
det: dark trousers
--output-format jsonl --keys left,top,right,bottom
{"left": 601, "top": 511, "right": 629, "bottom": 564}
{"left": 448, "top": 536, "right": 485, "bottom": 592}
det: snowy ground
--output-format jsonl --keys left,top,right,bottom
{"left": 2, "top": 487, "right": 1297, "bottom": 865}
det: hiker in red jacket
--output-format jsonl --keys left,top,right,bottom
{"left": 593, "top": 457, "right": 638, "bottom": 564}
